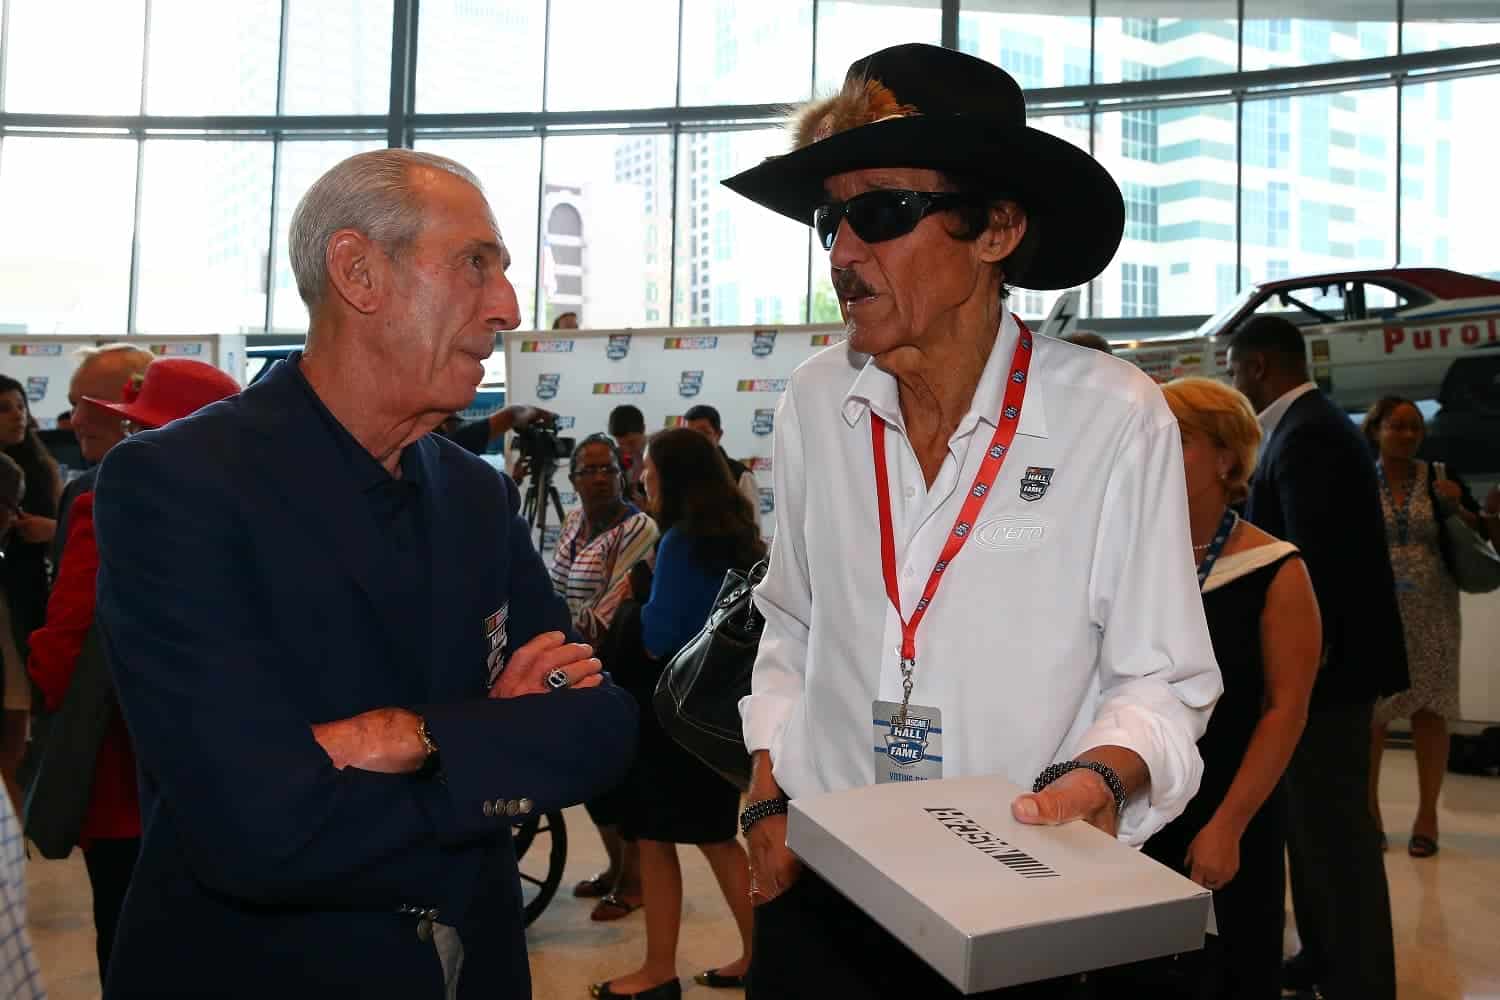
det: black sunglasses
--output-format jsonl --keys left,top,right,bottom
{"left": 813, "top": 189, "right": 980, "bottom": 251}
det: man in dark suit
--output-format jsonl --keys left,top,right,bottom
{"left": 92, "top": 149, "right": 638, "bottom": 998}
{"left": 1228, "top": 315, "right": 1407, "bottom": 1000}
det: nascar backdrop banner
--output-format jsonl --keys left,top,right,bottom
{"left": 0, "top": 334, "right": 247, "bottom": 428}
{"left": 504, "top": 323, "right": 848, "bottom": 548}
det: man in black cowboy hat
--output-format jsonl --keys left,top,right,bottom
{"left": 725, "top": 44, "right": 1222, "bottom": 1000}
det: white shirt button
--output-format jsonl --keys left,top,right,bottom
{"left": 904, "top": 487, "right": 916, "bottom": 498}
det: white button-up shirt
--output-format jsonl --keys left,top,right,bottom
{"left": 742, "top": 308, "right": 1222, "bottom": 844}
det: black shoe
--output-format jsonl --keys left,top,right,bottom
{"left": 588, "top": 979, "right": 682, "bottom": 1000}
{"left": 694, "top": 968, "right": 747, "bottom": 989}
{"left": 1281, "top": 951, "right": 1319, "bottom": 993}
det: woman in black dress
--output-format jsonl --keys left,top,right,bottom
{"left": 0, "top": 375, "right": 60, "bottom": 810}
{"left": 1105, "top": 377, "right": 1321, "bottom": 998}
{"left": 591, "top": 429, "right": 766, "bottom": 1000}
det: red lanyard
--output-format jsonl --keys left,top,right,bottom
{"left": 871, "top": 320, "right": 1034, "bottom": 718}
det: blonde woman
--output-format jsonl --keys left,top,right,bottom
{"left": 1110, "top": 378, "right": 1321, "bottom": 999}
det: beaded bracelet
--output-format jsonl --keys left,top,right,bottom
{"left": 739, "top": 796, "right": 789, "bottom": 837}
{"left": 1032, "top": 760, "right": 1128, "bottom": 818}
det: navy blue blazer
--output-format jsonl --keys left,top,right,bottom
{"left": 93, "top": 358, "right": 637, "bottom": 998}
{"left": 1245, "top": 388, "right": 1409, "bottom": 707}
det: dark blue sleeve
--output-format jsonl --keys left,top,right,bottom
{"left": 640, "top": 528, "right": 722, "bottom": 659}
{"left": 95, "top": 436, "right": 636, "bottom": 915}
{"left": 416, "top": 464, "right": 637, "bottom": 844}
{"left": 95, "top": 437, "right": 478, "bottom": 909}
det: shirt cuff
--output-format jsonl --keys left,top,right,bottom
{"left": 1072, "top": 704, "right": 1204, "bottom": 847}
{"left": 739, "top": 692, "right": 792, "bottom": 759}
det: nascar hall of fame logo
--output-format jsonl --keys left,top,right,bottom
{"left": 736, "top": 378, "right": 789, "bottom": 393}
{"left": 540, "top": 526, "right": 562, "bottom": 553}
{"left": 554, "top": 415, "right": 576, "bottom": 430}
{"left": 663, "top": 415, "right": 687, "bottom": 429}
{"left": 520, "top": 339, "right": 575, "bottom": 354}
{"left": 536, "top": 373, "right": 561, "bottom": 401}
{"left": 593, "top": 382, "right": 647, "bottom": 395}
{"left": 25, "top": 376, "right": 47, "bottom": 403}
{"left": 606, "top": 334, "right": 632, "bottom": 361}
{"left": 149, "top": 343, "right": 204, "bottom": 357}
{"left": 679, "top": 370, "right": 704, "bottom": 398}
{"left": 751, "top": 330, "right": 777, "bottom": 357}
{"left": 752, "top": 408, "right": 776, "bottom": 437}
{"left": 885, "top": 714, "right": 932, "bottom": 768}
{"left": 559, "top": 491, "right": 579, "bottom": 506}
{"left": 663, "top": 336, "right": 719, "bottom": 351}
{"left": 758, "top": 487, "right": 775, "bottom": 516}
{"left": 9, "top": 343, "right": 62, "bottom": 357}
{"left": 809, "top": 333, "right": 842, "bottom": 347}
{"left": 1019, "top": 467, "right": 1054, "bottom": 503}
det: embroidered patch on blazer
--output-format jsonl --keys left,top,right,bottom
{"left": 486, "top": 604, "right": 509, "bottom": 686}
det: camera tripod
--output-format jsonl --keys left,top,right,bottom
{"left": 520, "top": 454, "right": 567, "bottom": 553}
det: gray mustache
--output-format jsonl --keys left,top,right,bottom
{"left": 833, "top": 272, "right": 876, "bottom": 300}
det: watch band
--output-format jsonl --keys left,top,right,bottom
{"left": 1032, "top": 760, "right": 1128, "bottom": 818}
{"left": 739, "top": 796, "right": 789, "bottom": 838}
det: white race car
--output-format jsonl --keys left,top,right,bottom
{"left": 1112, "top": 267, "right": 1500, "bottom": 414}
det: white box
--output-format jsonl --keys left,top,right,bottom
{"left": 787, "top": 774, "right": 1211, "bottom": 994}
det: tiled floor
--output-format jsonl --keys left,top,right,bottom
{"left": 25, "top": 749, "right": 1500, "bottom": 999}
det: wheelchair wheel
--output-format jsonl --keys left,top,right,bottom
{"left": 512, "top": 809, "right": 568, "bottom": 927}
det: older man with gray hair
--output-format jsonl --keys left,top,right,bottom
{"left": 50, "top": 343, "right": 155, "bottom": 575}
{"left": 92, "top": 149, "right": 637, "bottom": 998}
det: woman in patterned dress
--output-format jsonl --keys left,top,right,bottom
{"left": 1365, "top": 397, "right": 1491, "bottom": 858}
{"left": 550, "top": 433, "right": 659, "bottom": 910}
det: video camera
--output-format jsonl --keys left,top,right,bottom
{"left": 513, "top": 419, "right": 575, "bottom": 467}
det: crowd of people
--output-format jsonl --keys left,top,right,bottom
{"left": 0, "top": 40, "right": 1494, "bottom": 1000}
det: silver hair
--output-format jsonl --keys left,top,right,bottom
{"left": 288, "top": 149, "right": 486, "bottom": 309}
{"left": 74, "top": 342, "right": 155, "bottom": 377}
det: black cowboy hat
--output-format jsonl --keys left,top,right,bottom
{"left": 721, "top": 43, "right": 1124, "bottom": 291}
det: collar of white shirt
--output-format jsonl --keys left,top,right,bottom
{"left": 836, "top": 307, "right": 1050, "bottom": 443}
{"left": 1256, "top": 380, "right": 1318, "bottom": 442}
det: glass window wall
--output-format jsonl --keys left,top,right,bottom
{"left": 1, "top": 0, "right": 1497, "bottom": 336}
{"left": 0, "top": 138, "right": 138, "bottom": 333}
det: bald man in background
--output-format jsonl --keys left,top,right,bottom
{"left": 51, "top": 346, "right": 155, "bottom": 578}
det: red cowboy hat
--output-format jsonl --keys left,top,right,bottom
{"left": 83, "top": 358, "right": 240, "bottom": 430}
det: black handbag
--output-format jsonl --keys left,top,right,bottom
{"left": 1429, "top": 469, "right": 1500, "bottom": 594}
{"left": 21, "top": 625, "right": 117, "bottom": 859}
{"left": 653, "top": 561, "right": 766, "bottom": 792}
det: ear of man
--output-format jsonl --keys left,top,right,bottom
{"left": 325, "top": 230, "right": 386, "bottom": 316}
{"left": 979, "top": 203, "right": 1027, "bottom": 265}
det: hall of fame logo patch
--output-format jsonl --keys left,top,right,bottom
{"left": 1019, "top": 467, "right": 1054, "bottom": 502}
